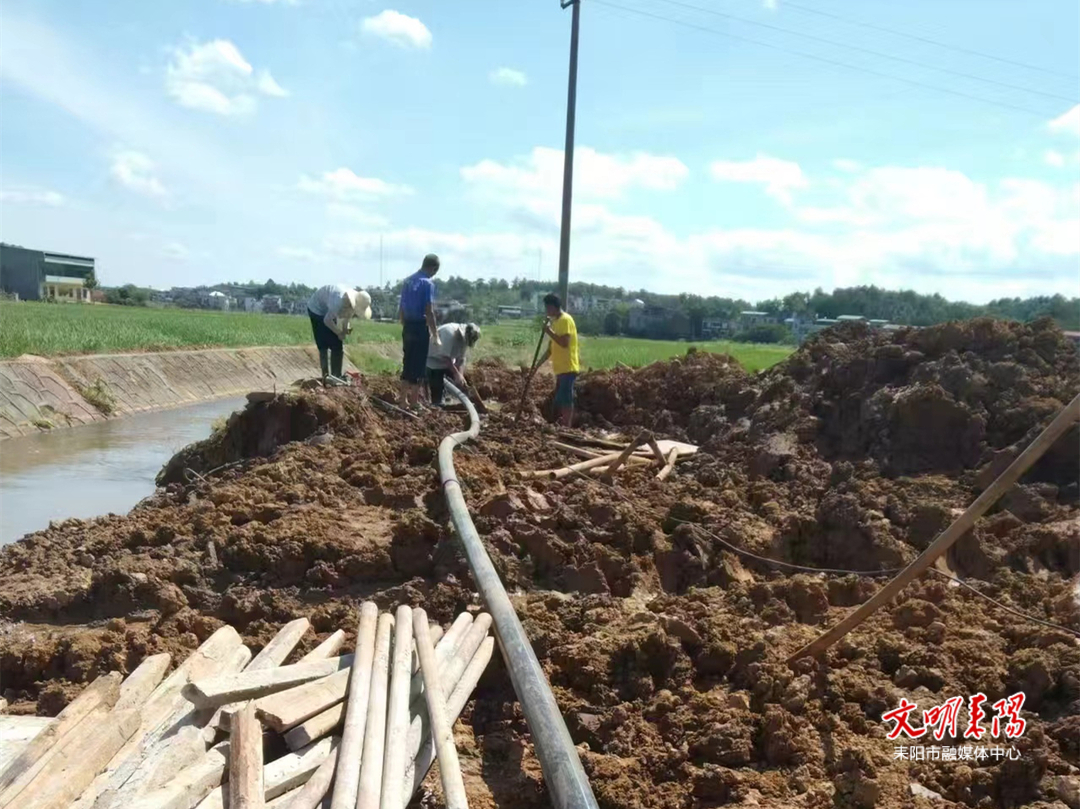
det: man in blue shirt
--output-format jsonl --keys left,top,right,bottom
{"left": 398, "top": 253, "right": 441, "bottom": 409}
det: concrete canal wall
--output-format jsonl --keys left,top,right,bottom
{"left": 0, "top": 346, "right": 354, "bottom": 439}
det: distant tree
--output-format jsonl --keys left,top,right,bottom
{"left": 735, "top": 323, "right": 793, "bottom": 344}
{"left": 84, "top": 271, "right": 98, "bottom": 291}
{"left": 603, "top": 309, "right": 621, "bottom": 335}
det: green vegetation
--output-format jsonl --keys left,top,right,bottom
{"left": 0, "top": 302, "right": 792, "bottom": 373}
{"left": 75, "top": 378, "right": 116, "bottom": 415}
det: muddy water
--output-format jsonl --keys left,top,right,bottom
{"left": 0, "top": 398, "right": 245, "bottom": 545}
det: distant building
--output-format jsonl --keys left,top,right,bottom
{"left": 262, "top": 295, "right": 284, "bottom": 313}
{"left": 243, "top": 297, "right": 263, "bottom": 313}
{"left": 0, "top": 243, "right": 95, "bottom": 302}
{"left": 496, "top": 305, "right": 524, "bottom": 319}
{"left": 204, "top": 290, "right": 230, "bottom": 311}
{"left": 568, "top": 294, "right": 617, "bottom": 313}
{"left": 628, "top": 305, "right": 690, "bottom": 339}
{"left": 738, "top": 310, "right": 778, "bottom": 328}
{"left": 836, "top": 314, "right": 866, "bottom": 322}
{"left": 434, "top": 299, "right": 467, "bottom": 319}
{"left": 1063, "top": 330, "right": 1080, "bottom": 346}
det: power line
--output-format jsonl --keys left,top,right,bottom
{"left": 591, "top": 0, "right": 1056, "bottom": 118}
{"left": 649, "top": 0, "right": 1077, "bottom": 104}
{"left": 774, "top": 0, "right": 1080, "bottom": 82}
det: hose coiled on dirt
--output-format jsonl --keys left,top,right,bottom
{"left": 439, "top": 380, "right": 599, "bottom": 809}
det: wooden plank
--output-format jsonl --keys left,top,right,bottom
{"left": 255, "top": 671, "right": 349, "bottom": 734}
{"left": 214, "top": 619, "right": 312, "bottom": 731}
{"left": 297, "top": 632, "right": 346, "bottom": 665}
{"left": 789, "top": 391, "right": 1080, "bottom": 663}
{"left": 0, "top": 717, "right": 51, "bottom": 776}
{"left": 194, "top": 737, "right": 338, "bottom": 809}
{"left": 126, "top": 742, "right": 230, "bottom": 809}
{"left": 115, "top": 654, "right": 172, "bottom": 711}
{"left": 84, "top": 627, "right": 245, "bottom": 809}
{"left": 0, "top": 671, "right": 122, "bottom": 803}
{"left": 183, "top": 657, "right": 354, "bottom": 710}
{"left": 278, "top": 753, "right": 335, "bottom": 809}
{"left": 18, "top": 708, "right": 140, "bottom": 809}
{"left": 229, "top": 703, "right": 263, "bottom": 809}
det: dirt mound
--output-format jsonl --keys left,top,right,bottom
{"left": 1, "top": 318, "right": 1078, "bottom": 808}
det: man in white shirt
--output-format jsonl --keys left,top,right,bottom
{"left": 426, "top": 322, "right": 481, "bottom": 405}
{"left": 306, "top": 284, "right": 373, "bottom": 381}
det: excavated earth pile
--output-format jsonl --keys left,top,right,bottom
{"left": 1, "top": 317, "right": 1078, "bottom": 808}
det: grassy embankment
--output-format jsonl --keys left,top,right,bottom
{"left": 0, "top": 301, "right": 793, "bottom": 373}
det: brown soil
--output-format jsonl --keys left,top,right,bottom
{"left": 2, "top": 317, "right": 1078, "bottom": 808}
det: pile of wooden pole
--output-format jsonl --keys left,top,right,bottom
{"left": 527, "top": 430, "right": 698, "bottom": 482}
{"left": 0, "top": 605, "right": 493, "bottom": 809}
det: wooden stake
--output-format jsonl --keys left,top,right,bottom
{"left": 297, "top": 631, "right": 346, "bottom": 664}
{"left": 788, "top": 392, "right": 1080, "bottom": 664}
{"left": 194, "top": 737, "right": 338, "bottom": 809}
{"left": 329, "top": 602, "right": 379, "bottom": 809}
{"left": 229, "top": 703, "right": 263, "bottom": 809}
{"left": 115, "top": 654, "right": 171, "bottom": 711}
{"left": 411, "top": 609, "right": 469, "bottom": 809}
{"left": 550, "top": 441, "right": 607, "bottom": 460}
{"left": 655, "top": 447, "right": 679, "bottom": 481}
{"left": 125, "top": 742, "right": 230, "bottom": 809}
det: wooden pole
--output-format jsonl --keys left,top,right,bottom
{"left": 788, "top": 392, "right": 1080, "bottom": 664}
{"left": 655, "top": 447, "right": 679, "bottom": 481}
{"left": 644, "top": 433, "right": 668, "bottom": 466}
{"left": 526, "top": 450, "right": 648, "bottom": 480}
{"left": 182, "top": 656, "right": 353, "bottom": 709}
{"left": 229, "top": 703, "right": 263, "bottom": 809}
{"left": 601, "top": 430, "right": 650, "bottom": 481}
{"left": 330, "top": 602, "right": 380, "bottom": 808}
{"left": 411, "top": 610, "right": 469, "bottom": 809}
{"left": 379, "top": 606, "right": 414, "bottom": 809}
{"left": 550, "top": 441, "right": 607, "bottom": 460}
{"left": 516, "top": 329, "right": 547, "bottom": 423}
{"left": 281, "top": 752, "right": 336, "bottom": 809}
{"left": 354, "top": 612, "right": 393, "bottom": 809}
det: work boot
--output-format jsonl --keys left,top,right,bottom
{"left": 330, "top": 350, "right": 344, "bottom": 378}
{"left": 319, "top": 354, "right": 330, "bottom": 380}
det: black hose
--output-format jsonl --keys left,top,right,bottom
{"left": 438, "top": 380, "right": 599, "bottom": 809}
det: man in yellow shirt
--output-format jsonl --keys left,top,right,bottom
{"left": 538, "top": 293, "right": 580, "bottom": 426}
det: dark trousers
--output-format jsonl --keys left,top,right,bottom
{"left": 401, "top": 320, "right": 429, "bottom": 383}
{"left": 309, "top": 310, "right": 343, "bottom": 377}
{"left": 427, "top": 368, "right": 449, "bottom": 404}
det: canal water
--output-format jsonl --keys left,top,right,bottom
{"left": 0, "top": 398, "right": 245, "bottom": 545}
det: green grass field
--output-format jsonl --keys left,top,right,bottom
{"left": 0, "top": 301, "right": 793, "bottom": 373}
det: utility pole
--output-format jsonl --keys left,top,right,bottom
{"left": 557, "top": 0, "right": 581, "bottom": 309}
{"left": 379, "top": 235, "right": 384, "bottom": 287}
{"left": 537, "top": 247, "right": 542, "bottom": 282}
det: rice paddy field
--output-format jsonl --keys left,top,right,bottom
{"left": 0, "top": 301, "right": 793, "bottom": 373}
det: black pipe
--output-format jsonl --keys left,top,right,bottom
{"left": 438, "top": 380, "right": 599, "bottom": 809}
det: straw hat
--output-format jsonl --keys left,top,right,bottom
{"left": 345, "top": 289, "right": 373, "bottom": 320}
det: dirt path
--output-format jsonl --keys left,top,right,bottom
{"left": 1, "top": 317, "right": 1077, "bottom": 808}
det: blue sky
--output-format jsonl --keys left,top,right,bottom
{"left": 1, "top": 0, "right": 1077, "bottom": 303}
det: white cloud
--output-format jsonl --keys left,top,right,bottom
{"left": 763, "top": 0, "right": 778, "bottom": 9}
{"left": 489, "top": 67, "right": 527, "bottom": 87}
{"left": 1045, "top": 150, "right": 1066, "bottom": 168}
{"left": 361, "top": 10, "right": 432, "bottom": 49}
{"left": 709, "top": 154, "right": 808, "bottom": 203}
{"left": 0, "top": 186, "right": 65, "bottom": 206}
{"left": 111, "top": 151, "right": 168, "bottom": 198}
{"left": 462, "top": 146, "right": 688, "bottom": 209}
{"left": 166, "top": 39, "right": 288, "bottom": 116}
{"left": 1048, "top": 104, "right": 1080, "bottom": 137}
{"left": 299, "top": 168, "right": 413, "bottom": 199}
